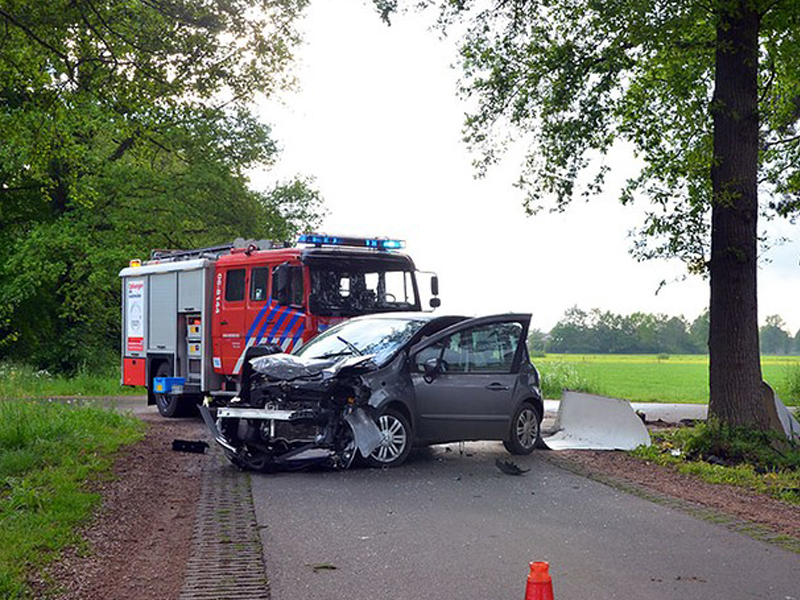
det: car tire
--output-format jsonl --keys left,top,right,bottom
{"left": 153, "top": 362, "right": 186, "bottom": 418}
{"left": 365, "top": 408, "right": 412, "bottom": 468}
{"left": 503, "top": 402, "right": 541, "bottom": 455}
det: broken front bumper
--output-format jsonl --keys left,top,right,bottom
{"left": 198, "top": 403, "right": 383, "bottom": 460}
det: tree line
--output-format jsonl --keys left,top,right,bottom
{"left": 531, "top": 307, "right": 800, "bottom": 356}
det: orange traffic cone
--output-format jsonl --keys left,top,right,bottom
{"left": 524, "top": 561, "right": 554, "bottom": 600}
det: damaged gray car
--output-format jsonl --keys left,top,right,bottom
{"left": 200, "top": 312, "right": 543, "bottom": 471}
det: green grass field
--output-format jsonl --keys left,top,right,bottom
{"left": 536, "top": 354, "right": 800, "bottom": 405}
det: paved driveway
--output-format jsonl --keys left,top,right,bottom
{"left": 251, "top": 442, "right": 799, "bottom": 600}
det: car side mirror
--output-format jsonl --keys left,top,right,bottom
{"left": 429, "top": 297, "right": 441, "bottom": 308}
{"left": 430, "top": 275, "right": 439, "bottom": 296}
{"left": 422, "top": 357, "right": 441, "bottom": 378}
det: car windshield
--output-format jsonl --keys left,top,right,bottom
{"left": 295, "top": 317, "right": 427, "bottom": 366}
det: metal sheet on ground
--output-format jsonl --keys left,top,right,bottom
{"left": 776, "top": 394, "right": 800, "bottom": 441}
{"left": 543, "top": 391, "right": 651, "bottom": 450}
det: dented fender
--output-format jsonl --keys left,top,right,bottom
{"left": 344, "top": 407, "right": 383, "bottom": 457}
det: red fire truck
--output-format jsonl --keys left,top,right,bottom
{"left": 119, "top": 234, "right": 439, "bottom": 417}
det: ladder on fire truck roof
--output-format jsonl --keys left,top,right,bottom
{"left": 149, "top": 238, "right": 286, "bottom": 263}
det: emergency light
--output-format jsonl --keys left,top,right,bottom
{"left": 298, "top": 234, "right": 405, "bottom": 250}
{"left": 129, "top": 259, "right": 142, "bottom": 268}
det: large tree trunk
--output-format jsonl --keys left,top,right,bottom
{"left": 708, "top": 2, "right": 780, "bottom": 430}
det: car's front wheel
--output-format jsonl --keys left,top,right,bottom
{"left": 503, "top": 402, "right": 541, "bottom": 455}
{"left": 365, "top": 409, "right": 412, "bottom": 468}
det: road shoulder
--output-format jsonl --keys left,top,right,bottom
{"left": 550, "top": 450, "right": 800, "bottom": 553}
{"left": 32, "top": 414, "right": 206, "bottom": 600}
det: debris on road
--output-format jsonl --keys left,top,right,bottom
{"left": 171, "top": 439, "right": 209, "bottom": 453}
{"left": 307, "top": 562, "right": 338, "bottom": 572}
{"left": 496, "top": 458, "right": 530, "bottom": 476}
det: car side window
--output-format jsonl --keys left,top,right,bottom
{"left": 434, "top": 322, "right": 522, "bottom": 374}
{"left": 442, "top": 333, "right": 469, "bottom": 372}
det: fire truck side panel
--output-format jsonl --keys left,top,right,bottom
{"left": 148, "top": 272, "right": 177, "bottom": 354}
{"left": 122, "top": 357, "right": 146, "bottom": 386}
{"left": 178, "top": 269, "right": 204, "bottom": 312}
{"left": 122, "top": 278, "right": 147, "bottom": 357}
{"left": 119, "top": 259, "right": 217, "bottom": 399}
{"left": 121, "top": 276, "right": 148, "bottom": 386}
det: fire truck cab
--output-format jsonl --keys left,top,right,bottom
{"left": 119, "top": 234, "right": 439, "bottom": 417}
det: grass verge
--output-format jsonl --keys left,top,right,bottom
{"left": 631, "top": 422, "right": 800, "bottom": 506}
{"left": 0, "top": 400, "right": 145, "bottom": 598}
{"left": 0, "top": 362, "right": 143, "bottom": 399}
{"left": 537, "top": 361, "right": 603, "bottom": 399}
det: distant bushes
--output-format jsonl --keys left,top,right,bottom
{"left": 535, "top": 307, "right": 800, "bottom": 356}
{"left": 537, "top": 361, "right": 600, "bottom": 399}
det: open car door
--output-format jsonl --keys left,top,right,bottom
{"left": 408, "top": 314, "right": 531, "bottom": 444}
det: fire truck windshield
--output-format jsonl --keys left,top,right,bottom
{"left": 309, "top": 265, "right": 419, "bottom": 316}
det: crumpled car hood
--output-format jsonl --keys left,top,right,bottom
{"left": 250, "top": 353, "right": 375, "bottom": 381}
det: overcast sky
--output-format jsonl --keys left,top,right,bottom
{"left": 251, "top": 0, "right": 800, "bottom": 335}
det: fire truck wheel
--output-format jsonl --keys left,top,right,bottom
{"left": 153, "top": 363, "right": 186, "bottom": 418}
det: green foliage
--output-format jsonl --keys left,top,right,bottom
{"left": 760, "top": 314, "right": 793, "bottom": 355}
{"left": 633, "top": 425, "right": 800, "bottom": 505}
{"left": 536, "top": 361, "right": 599, "bottom": 399}
{"left": 0, "top": 0, "right": 321, "bottom": 373}
{"left": 679, "top": 420, "right": 800, "bottom": 471}
{"left": 784, "top": 365, "right": 800, "bottom": 405}
{"left": 0, "top": 401, "right": 144, "bottom": 598}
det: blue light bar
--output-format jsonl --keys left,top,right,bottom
{"left": 298, "top": 234, "right": 405, "bottom": 251}
{"left": 298, "top": 234, "right": 342, "bottom": 246}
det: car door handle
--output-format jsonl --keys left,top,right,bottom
{"left": 485, "top": 383, "right": 509, "bottom": 391}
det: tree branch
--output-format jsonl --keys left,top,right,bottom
{"left": 0, "top": 7, "right": 72, "bottom": 69}
{"left": 764, "top": 133, "right": 800, "bottom": 148}
{"left": 108, "top": 135, "right": 137, "bottom": 161}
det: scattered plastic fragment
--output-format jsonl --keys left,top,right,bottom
{"left": 307, "top": 562, "right": 337, "bottom": 572}
{"left": 495, "top": 458, "right": 530, "bottom": 476}
{"left": 171, "top": 439, "right": 209, "bottom": 453}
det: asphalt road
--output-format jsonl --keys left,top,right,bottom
{"left": 250, "top": 442, "right": 800, "bottom": 600}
